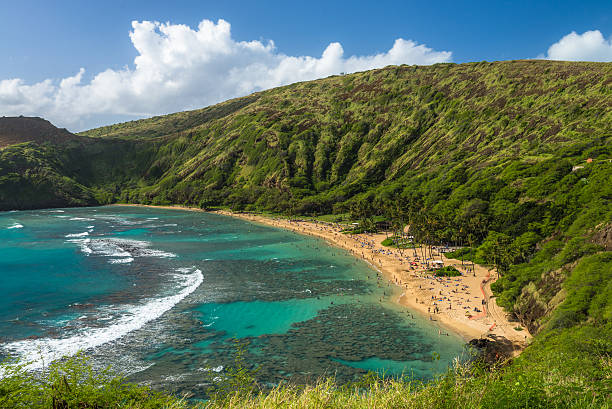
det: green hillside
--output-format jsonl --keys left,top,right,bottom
{"left": 79, "top": 60, "right": 611, "bottom": 215}
{"left": 0, "top": 59, "right": 611, "bottom": 407}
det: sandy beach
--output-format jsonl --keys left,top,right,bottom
{"left": 114, "top": 204, "right": 530, "bottom": 353}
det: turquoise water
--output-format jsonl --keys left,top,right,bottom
{"left": 0, "top": 206, "right": 466, "bottom": 396}
{"left": 195, "top": 298, "right": 343, "bottom": 338}
{"left": 334, "top": 357, "right": 446, "bottom": 378}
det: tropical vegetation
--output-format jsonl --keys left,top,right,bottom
{"left": 0, "top": 59, "right": 610, "bottom": 407}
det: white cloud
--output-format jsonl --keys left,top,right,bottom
{"left": 541, "top": 30, "right": 612, "bottom": 62}
{"left": 0, "top": 19, "right": 452, "bottom": 131}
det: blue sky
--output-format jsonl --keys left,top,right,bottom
{"left": 1, "top": 0, "right": 611, "bottom": 130}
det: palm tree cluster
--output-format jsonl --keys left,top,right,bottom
{"left": 349, "top": 194, "right": 522, "bottom": 274}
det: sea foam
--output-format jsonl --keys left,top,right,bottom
{"left": 109, "top": 257, "right": 134, "bottom": 264}
{"left": 1, "top": 267, "right": 203, "bottom": 372}
{"left": 67, "top": 237, "right": 177, "bottom": 263}
{"left": 65, "top": 232, "right": 89, "bottom": 238}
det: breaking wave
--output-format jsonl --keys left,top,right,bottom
{"left": 65, "top": 232, "right": 89, "bottom": 238}
{"left": 67, "top": 237, "right": 177, "bottom": 264}
{"left": 1, "top": 267, "right": 203, "bottom": 371}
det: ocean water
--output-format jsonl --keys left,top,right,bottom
{"left": 0, "top": 206, "right": 466, "bottom": 397}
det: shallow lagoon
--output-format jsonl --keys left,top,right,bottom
{"left": 0, "top": 206, "right": 466, "bottom": 396}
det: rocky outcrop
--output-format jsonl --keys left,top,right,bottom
{"left": 467, "top": 336, "right": 516, "bottom": 365}
{"left": 513, "top": 268, "right": 566, "bottom": 334}
{"left": 591, "top": 223, "right": 612, "bottom": 251}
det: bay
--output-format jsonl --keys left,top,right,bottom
{"left": 0, "top": 206, "right": 466, "bottom": 397}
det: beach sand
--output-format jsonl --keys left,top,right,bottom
{"left": 113, "top": 204, "right": 531, "bottom": 354}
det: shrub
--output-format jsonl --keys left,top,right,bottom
{"left": 433, "top": 266, "right": 462, "bottom": 277}
{"left": 0, "top": 354, "right": 182, "bottom": 408}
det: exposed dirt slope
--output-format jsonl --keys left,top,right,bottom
{"left": 0, "top": 117, "right": 80, "bottom": 149}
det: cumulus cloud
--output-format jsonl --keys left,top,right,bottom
{"left": 541, "top": 30, "right": 612, "bottom": 61}
{"left": 0, "top": 19, "right": 452, "bottom": 131}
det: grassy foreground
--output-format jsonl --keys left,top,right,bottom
{"left": 2, "top": 324, "right": 610, "bottom": 409}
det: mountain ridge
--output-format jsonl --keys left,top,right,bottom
{"left": 0, "top": 116, "right": 83, "bottom": 149}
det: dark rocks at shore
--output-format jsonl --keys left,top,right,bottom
{"left": 467, "top": 336, "right": 516, "bottom": 366}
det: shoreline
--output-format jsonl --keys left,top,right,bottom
{"left": 111, "top": 204, "right": 530, "bottom": 353}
